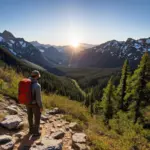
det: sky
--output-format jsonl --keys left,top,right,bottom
{"left": 0, "top": 0, "right": 150, "bottom": 45}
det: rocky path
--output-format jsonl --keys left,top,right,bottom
{"left": 0, "top": 96, "right": 90, "bottom": 150}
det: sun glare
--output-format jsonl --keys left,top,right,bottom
{"left": 68, "top": 31, "right": 81, "bottom": 48}
{"left": 71, "top": 41, "right": 79, "bottom": 48}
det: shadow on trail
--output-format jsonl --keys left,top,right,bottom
{"left": 17, "top": 134, "right": 40, "bottom": 150}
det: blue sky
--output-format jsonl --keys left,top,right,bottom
{"left": 0, "top": 0, "right": 150, "bottom": 45}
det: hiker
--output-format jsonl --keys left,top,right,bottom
{"left": 26, "top": 70, "right": 43, "bottom": 136}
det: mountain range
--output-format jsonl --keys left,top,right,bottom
{"left": 0, "top": 30, "right": 94, "bottom": 69}
{"left": 75, "top": 38, "right": 150, "bottom": 68}
{"left": 0, "top": 30, "right": 150, "bottom": 71}
{"left": 31, "top": 41, "right": 95, "bottom": 66}
{"left": 0, "top": 31, "right": 54, "bottom": 68}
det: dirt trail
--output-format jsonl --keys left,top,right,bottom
{"left": 14, "top": 117, "right": 73, "bottom": 150}
{"left": 0, "top": 95, "right": 89, "bottom": 150}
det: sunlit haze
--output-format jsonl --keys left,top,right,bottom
{"left": 0, "top": 0, "right": 150, "bottom": 45}
{"left": 71, "top": 41, "right": 79, "bottom": 48}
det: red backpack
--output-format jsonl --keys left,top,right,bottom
{"left": 18, "top": 78, "right": 32, "bottom": 105}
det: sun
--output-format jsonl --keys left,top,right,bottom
{"left": 71, "top": 40, "right": 79, "bottom": 48}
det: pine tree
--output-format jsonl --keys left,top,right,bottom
{"left": 90, "top": 89, "right": 95, "bottom": 116}
{"left": 84, "top": 89, "right": 91, "bottom": 107}
{"left": 126, "top": 53, "right": 150, "bottom": 123}
{"left": 101, "top": 77, "right": 115, "bottom": 122}
{"left": 116, "top": 60, "right": 130, "bottom": 110}
{"left": 84, "top": 88, "right": 95, "bottom": 115}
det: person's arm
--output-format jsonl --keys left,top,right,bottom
{"left": 35, "top": 84, "right": 43, "bottom": 109}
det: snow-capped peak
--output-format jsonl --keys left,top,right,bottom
{"left": 146, "top": 39, "right": 150, "bottom": 44}
{"left": 0, "top": 36, "right": 4, "bottom": 42}
{"left": 19, "top": 41, "right": 27, "bottom": 48}
{"left": 134, "top": 43, "right": 141, "bottom": 49}
{"left": 9, "top": 40, "right": 15, "bottom": 44}
{"left": 30, "top": 41, "right": 51, "bottom": 48}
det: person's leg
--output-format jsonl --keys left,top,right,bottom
{"left": 26, "top": 106, "right": 33, "bottom": 134}
{"left": 32, "top": 105, "right": 41, "bottom": 135}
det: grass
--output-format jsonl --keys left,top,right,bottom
{"left": 0, "top": 94, "right": 7, "bottom": 121}
{"left": 0, "top": 67, "right": 23, "bottom": 99}
{"left": 42, "top": 93, "right": 150, "bottom": 150}
{"left": 0, "top": 66, "right": 149, "bottom": 150}
{"left": 0, "top": 94, "right": 4, "bottom": 101}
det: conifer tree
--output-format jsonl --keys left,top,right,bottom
{"left": 84, "top": 89, "right": 91, "bottom": 107}
{"left": 101, "top": 77, "right": 115, "bottom": 122}
{"left": 116, "top": 60, "right": 130, "bottom": 110}
{"left": 90, "top": 89, "right": 95, "bottom": 116}
{"left": 126, "top": 53, "right": 150, "bottom": 123}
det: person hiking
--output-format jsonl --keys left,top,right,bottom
{"left": 26, "top": 70, "right": 43, "bottom": 136}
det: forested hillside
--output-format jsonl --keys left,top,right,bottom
{"left": 58, "top": 67, "right": 121, "bottom": 101}
{"left": 0, "top": 46, "right": 84, "bottom": 101}
{"left": 59, "top": 53, "right": 150, "bottom": 150}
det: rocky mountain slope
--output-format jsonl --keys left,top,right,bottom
{"left": 1, "top": 30, "right": 150, "bottom": 69}
{"left": 0, "top": 95, "right": 90, "bottom": 150}
{"left": 31, "top": 41, "right": 67, "bottom": 65}
{"left": 53, "top": 43, "right": 95, "bottom": 53}
{"left": 0, "top": 30, "right": 62, "bottom": 70}
{"left": 0, "top": 46, "right": 64, "bottom": 76}
{"left": 31, "top": 41, "right": 95, "bottom": 66}
{"left": 31, "top": 41, "right": 94, "bottom": 53}
{"left": 76, "top": 38, "right": 150, "bottom": 68}
{"left": 0, "top": 30, "right": 95, "bottom": 68}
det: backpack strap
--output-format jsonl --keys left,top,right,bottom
{"left": 30, "top": 81, "right": 36, "bottom": 104}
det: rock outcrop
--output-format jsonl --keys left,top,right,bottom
{"left": 30, "top": 137, "right": 63, "bottom": 150}
{"left": 0, "top": 135, "right": 14, "bottom": 150}
{"left": 0, "top": 115, "right": 23, "bottom": 130}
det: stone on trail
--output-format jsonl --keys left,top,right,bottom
{"left": 6, "top": 106, "right": 18, "bottom": 115}
{"left": 9, "top": 105, "right": 20, "bottom": 111}
{"left": 40, "top": 120, "right": 45, "bottom": 124}
{"left": 0, "top": 135, "right": 12, "bottom": 144}
{"left": 13, "top": 131, "right": 25, "bottom": 139}
{"left": 30, "top": 136, "right": 63, "bottom": 150}
{"left": 16, "top": 121, "right": 24, "bottom": 129}
{"left": 47, "top": 107, "right": 60, "bottom": 115}
{"left": 69, "top": 122, "right": 78, "bottom": 130}
{"left": 0, "top": 115, "right": 23, "bottom": 130}
{"left": 51, "top": 130, "right": 65, "bottom": 139}
{"left": 0, "top": 141, "right": 14, "bottom": 150}
{"left": 72, "top": 133, "right": 87, "bottom": 143}
{"left": 41, "top": 115, "right": 49, "bottom": 121}
{"left": 23, "top": 108, "right": 27, "bottom": 112}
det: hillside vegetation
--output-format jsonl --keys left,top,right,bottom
{"left": 0, "top": 54, "right": 150, "bottom": 150}
{"left": 0, "top": 46, "right": 84, "bottom": 101}
{"left": 58, "top": 67, "right": 120, "bottom": 89}
{"left": 58, "top": 67, "right": 121, "bottom": 101}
